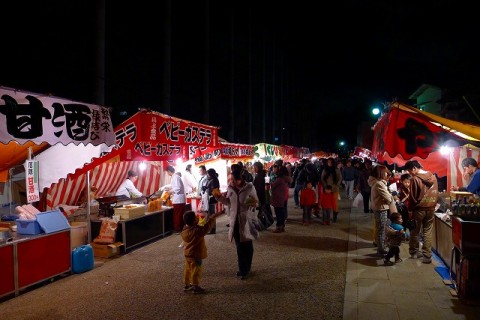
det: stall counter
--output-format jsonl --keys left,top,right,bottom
{"left": 0, "top": 230, "right": 71, "bottom": 298}
{"left": 90, "top": 205, "right": 191, "bottom": 253}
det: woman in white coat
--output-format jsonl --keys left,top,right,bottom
{"left": 215, "top": 168, "right": 259, "bottom": 280}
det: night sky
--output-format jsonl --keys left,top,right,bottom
{"left": 2, "top": 1, "right": 480, "bottom": 153}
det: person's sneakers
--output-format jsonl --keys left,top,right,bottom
{"left": 384, "top": 259, "right": 394, "bottom": 266}
{"left": 410, "top": 252, "right": 423, "bottom": 259}
{"left": 183, "top": 285, "right": 193, "bottom": 291}
{"left": 294, "top": 205, "right": 299, "bottom": 209}
{"left": 192, "top": 286, "right": 206, "bottom": 294}
{"left": 422, "top": 257, "right": 432, "bottom": 264}
{"left": 395, "top": 257, "right": 403, "bottom": 263}
{"left": 236, "top": 271, "right": 248, "bottom": 280}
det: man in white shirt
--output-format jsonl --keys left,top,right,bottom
{"left": 115, "top": 170, "right": 143, "bottom": 198}
{"left": 182, "top": 164, "right": 197, "bottom": 194}
{"left": 160, "top": 166, "right": 186, "bottom": 234}
{"left": 197, "top": 165, "right": 208, "bottom": 197}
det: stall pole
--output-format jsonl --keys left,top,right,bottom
{"left": 86, "top": 172, "right": 92, "bottom": 243}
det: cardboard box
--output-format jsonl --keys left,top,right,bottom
{"left": 91, "top": 242, "right": 123, "bottom": 258}
{"left": 114, "top": 205, "right": 146, "bottom": 220}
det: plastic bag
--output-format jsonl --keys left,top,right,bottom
{"left": 246, "top": 207, "right": 261, "bottom": 240}
{"left": 94, "top": 218, "right": 118, "bottom": 244}
{"left": 200, "top": 192, "right": 210, "bottom": 212}
{"left": 352, "top": 193, "right": 363, "bottom": 208}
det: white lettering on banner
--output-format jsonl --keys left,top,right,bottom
{"left": 25, "top": 160, "right": 40, "bottom": 203}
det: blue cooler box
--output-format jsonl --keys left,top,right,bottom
{"left": 36, "top": 210, "right": 70, "bottom": 233}
{"left": 16, "top": 219, "right": 42, "bottom": 235}
{"left": 72, "top": 244, "right": 94, "bottom": 274}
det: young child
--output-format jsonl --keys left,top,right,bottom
{"left": 320, "top": 185, "right": 335, "bottom": 224}
{"left": 394, "top": 173, "right": 412, "bottom": 240}
{"left": 181, "top": 210, "right": 223, "bottom": 294}
{"left": 384, "top": 211, "right": 406, "bottom": 266}
{"left": 300, "top": 182, "right": 317, "bottom": 225}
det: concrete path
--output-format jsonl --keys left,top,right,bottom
{"left": 343, "top": 204, "right": 480, "bottom": 320}
{"left": 1, "top": 191, "right": 479, "bottom": 320}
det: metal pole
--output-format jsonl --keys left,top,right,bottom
{"left": 462, "top": 96, "right": 480, "bottom": 122}
{"left": 87, "top": 173, "right": 92, "bottom": 243}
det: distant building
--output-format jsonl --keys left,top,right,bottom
{"left": 409, "top": 83, "right": 480, "bottom": 124}
{"left": 409, "top": 84, "right": 442, "bottom": 114}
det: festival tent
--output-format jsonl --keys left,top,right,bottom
{"left": 0, "top": 86, "right": 115, "bottom": 207}
{"left": 310, "top": 150, "right": 338, "bottom": 160}
{"left": 254, "top": 143, "right": 310, "bottom": 163}
{"left": 281, "top": 145, "right": 311, "bottom": 163}
{"left": 43, "top": 110, "right": 220, "bottom": 210}
{"left": 372, "top": 101, "right": 480, "bottom": 190}
{"left": 190, "top": 142, "right": 255, "bottom": 189}
{"left": 352, "top": 147, "right": 373, "bottom": 161}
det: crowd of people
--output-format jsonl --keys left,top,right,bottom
{"left": 115, "top": 155, "right": 480, "bottom": 292}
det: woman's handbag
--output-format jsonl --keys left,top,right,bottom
{"left": 257, "top": 205, "right": 274, "bottom": 230}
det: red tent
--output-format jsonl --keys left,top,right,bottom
{"left": 372, "top": 102, "right": 480, "bottom": 190}
{"left": 44, "top": 110, "right": 220, "bottom": 210}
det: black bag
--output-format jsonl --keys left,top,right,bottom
{"left": 258, "top": 205, "right": 274, "bottom": 230}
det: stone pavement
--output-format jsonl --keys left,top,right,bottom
{"left": 1, "top": 191, "right": 480, "bottom": 319}
{"left": 343, "top": 204, "right": 480, "bottom": 320}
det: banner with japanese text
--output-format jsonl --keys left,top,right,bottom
{"left": 0, "top": 87, "right": 115, "bottom": 146}
{"left": 372, "top": 105, "right": 471, "bottom": 160}
{"left": 191, "top": 143, "right": 253, "bottom": 164}
{"left": 190, "top": 146, "right": 221, "bottom": 163}
{"left": 373, "top": 107, "right": 445, "bottom": 160}
{"left": 25, "top": 160, "right": 40, "bottom": 203}
{"left": 113, "top": 110, "right": 219, "bottom": 161}
{"left": 254, "top": 143, "right": 282, "bottom": 160}
{"left": 353, "top": 147, "right": 373, "bottom": 160}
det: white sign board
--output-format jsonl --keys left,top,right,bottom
{"left": 25, "top": 160, "right": 40, "bottom": 203}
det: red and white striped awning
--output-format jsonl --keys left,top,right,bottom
{"left": 45, "top": 161, "right": 164, "bottom": 210}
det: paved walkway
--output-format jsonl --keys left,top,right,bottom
{"left": 343, "top": 204, "right": 480, "bottom": 320}
{"left": 1, "top": 192, "right": 480, "bottom": 319}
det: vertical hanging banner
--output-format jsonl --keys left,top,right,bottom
{"left": 25, "top": 160, "right": 40, "bottom": 203}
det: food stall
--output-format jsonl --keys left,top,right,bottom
{"left": 44, "top": 110, "right": 219, "bottom": 252}
{"left": 0, "top": 86, "right": 115, "bottom": 298}
{"left": 188, "top": 142, "right": 255, "bottom": 212}
{"left": 372, "top": 101, "right": 480, "bottom": 298}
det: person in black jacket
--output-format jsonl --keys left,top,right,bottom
{"left": 238, "top": 162, "right": 253, "bottom": 183}
{"left": 253, "top": 161, "right": 273, "bottom": 229}
{"left": 203, "top": 168, "right": 220, "bottom": 234}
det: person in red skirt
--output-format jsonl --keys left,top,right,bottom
{"left": 300, "top": 182, "right": 317, "bottom": 225}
